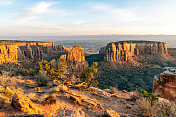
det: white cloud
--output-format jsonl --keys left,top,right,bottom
{"left": 91, "top": 3, "right": 139, "bottom": 22}
{"left": 0, "top": 0, "right": 13, "bottom": 6}
{"left": 14, "top": 1, "right": 57, "bottom": 24}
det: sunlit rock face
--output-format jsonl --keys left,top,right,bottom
{"left": 153, "top": 67, "right": 176, "bottom": 100}
{"left": 0, "top": 45, "right": 18, "bottom": 64}
{"left": 0, "top": 41, "right": 57, "bottom": 64}
{"left": 67, "top": 46, "right": 86, "bottom": 62}
{"left": 66, "top": 46, "right": 88, "bottom": 74}
{"left": 104, "top": 41, "right": 168, "bottom": 62}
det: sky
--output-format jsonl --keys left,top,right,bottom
{"left": 1, "top": 0, "right": 176, "bottom": 36}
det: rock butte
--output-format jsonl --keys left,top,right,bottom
{"left": 60, "top": 45, "right": 89, "bottom": 74}
{"left": 153, "top": 67, "right": 176, "bottom": 100}
{"left": 100, "top": 41, "right": 168, "bottom": 62}
{"left": 67, "top": 46, "right": 86, "bottom": 62}
{"left": 0, "top": 41, "right": 57, "bottom": 64}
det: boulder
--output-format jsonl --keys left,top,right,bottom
{"left": 90, "top": 87, "right": 111, "bottom": 99}
{"left": 11, "top": 93, "right": 39, "bottom": 114}
{"left": 104, "top": 108, "right": 120, "bottom": 117}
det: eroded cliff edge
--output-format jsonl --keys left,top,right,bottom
{"left": 0, "top": 41, "right": 57, "bottom": 65}
{"left": 100, "top": 41, "right": 173, "bottom": 65}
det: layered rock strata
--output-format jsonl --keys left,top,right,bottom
{"left": 103, "top": 41, "right": 168, "bottom": 62}
{"left": 153, "top": 67, "right": 176, "bottom": 100}
{"left": 0, "top": 45, "right": 18, "bottom": 64}
{"left": 60, "top": 46, "right": 88, "bottom": 74}
{"left": 0, "top": 41, "right": 57, "bottom": 64}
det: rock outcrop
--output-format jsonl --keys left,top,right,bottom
{"left": 103, "top": 41, "right": 168, "bottom": 62}
{"left": 153, "top": 67, "right": 176, "bottom": 100}
{"left": 66, "top": 46, "right": 89, "bottom": 74}
{"left": 57, "top": 45, "right": 71, "bottom": 53}
{"left": 67, "top": 46, "right": 86, "bottom": 62}
{"left": 0, "top": 41, "right": 57, "bottom": 64}
{"left": 0, "top": 45, "right": 18, "bottom": 64}
{"left": 54, "top": 109, "right": 86, "bottom": 117}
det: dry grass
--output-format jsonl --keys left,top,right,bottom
{"left": 135, "top": 97, "right": 159, "bottom": 117}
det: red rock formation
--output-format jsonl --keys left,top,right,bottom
{"left": 0, "top": 45, "right": 18, "bottom": 64}
{"left": 153, "top": 67, "right": 176, "bottom": 100}
{"left": 60, "top": 46, "right": 89, "bottom": 74}
{"left": 57, "top": 45, "right": 71, "bottom": 53}
{"left": 0, "top": 41, "right": 57, "bottom": 64}
{"left": 104, "top": 41, "right": 168, "bottom": 62}
{"left": 67, "top": 46, "right": 85, "bottom": 62}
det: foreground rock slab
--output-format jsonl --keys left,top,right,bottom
{"left": 54, "top": 109, "right": 86, "bottom": 117}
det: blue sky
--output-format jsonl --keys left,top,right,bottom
{"left": 0, "top": 0, "right": 176, "bottom": 36}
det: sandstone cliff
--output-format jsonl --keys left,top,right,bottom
{"left": 153, "top": 67, "right": 176, "bottom": 100}
{"left": 59, "top": 46, "right": 88, "bottom": 74}
{"left": 67, "top": 46, "right": 85, "bottom": 62}
{"left": 103, "top": 41, "right": 169, "bottom": 62}
{"left": 0, "top": 41, "right": 57, "bottom": 65}
{"left": 0, "top": 45, "right": 18, "bottom": 64}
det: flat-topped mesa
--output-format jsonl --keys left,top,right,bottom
{"left": 67, "top": 46, "right": 86, "bottom": 62}
{"left": 104, "top": 41, "right": 168, "bottom": 62}
{"left": 153, "top": 67, "right": 176, "bottom": 100}
{"left": 0, "top": 41, "right": 57, "bottom": 65}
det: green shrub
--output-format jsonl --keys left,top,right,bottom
{"left": 35, "top": 71, "right": 49, "bottom": 86}
{"left": 80, "top": 62, "right": 98, "bottom": 87}
{"left": 142, "top": 90, "right": 158, "bottom": 105}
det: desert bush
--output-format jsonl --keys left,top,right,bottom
{"left": 130, "top": 90, "right": 140, "bottom": 101}
{"left": 0, "top": 72, "right": 16, "bottom": 88}
{"left": 50, "top": 59, "right": 57, "bottom": 68}
{"left": 109, "top": 86, "right": 118, "bottom": 94}
{"left": 35, "top": 71, "right": 49, "bottom": 86}
{"left": 43, "top": 95, "right": 56, "bottom": 105}
{"left": 34, "top": 87, "right": 40, "bottom": 92}
{"left": 142, "top": 90, "right": 158, "bottom": 105}
{"left": 135, "top": 97, "right": 159, "bottom": 117}
{"left": 79, "top": 62, "right": 98, "bottom": 87}
{"left": 157, "top": 101, "right": 176, "bottom": 117}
